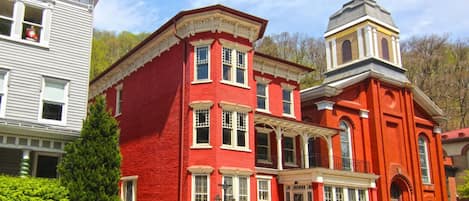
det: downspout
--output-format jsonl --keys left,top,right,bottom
{"left": 174, "top": 21, "right": 187, "bottom": 201}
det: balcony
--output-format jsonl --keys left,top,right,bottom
{"left": 308, "top": 153, "right": 370, "bottom": 173}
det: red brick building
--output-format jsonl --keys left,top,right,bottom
{"left": 89, "top": 1, "right": 448, "bottom": 201}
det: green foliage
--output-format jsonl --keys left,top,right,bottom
{"left": 458, "top": 170, "right": 469, "bottom": 198}
{"left": 90, "top": 30, "right": 149, "bottom": 79}
{"left": 58, "top": 96, "right": 121, "bottom": 201}
{"left": 0, "top": 175, "right": 69, "bottom": 201}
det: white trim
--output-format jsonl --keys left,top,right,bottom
{"left": 281, "top": 88, "right": 294, "bottom": 117}
{"left": 392, "top": 36, "right": 398, "bottom": 65}
{"left": 359, "top": 109, "right": 369, "bottom": 119}
{"left": 221, "top": 174, "right": 250, "bottom": 201}
{"left": 221, "top": 109, "right": 250, "bottom": 150}
{"left": 219, "top": 39, "right": 252, "bottom": 52}
{"left": 38, "top": 77, "right": 69, "bottom": 126}
{"left": 189, "top": 100, "right": 213, "bottom": 110}
{"left": 120, "top": 176, "right": 138, "bottom": 201}
{"left": 253, "top": 56, "right": 308, "bottom": 83}
{"left": 256, "top": 81, "right": 269, "bottom": 112}
{"left": 365, "top": 26, "right": 373, "bottom": 57}
{"left": 372, "top": 28, "right": 379, "bottom": 58}
{"left": 324, "top": 15, "right": 400, "bottom": 37}
{"left": 192, "top": 108, "right": 211, "bottom": 148}
{"left": 192, "top": 174, "right": 210, "bottom": 201}
{"left": 221, "top": 46, "right": 249, "bottom": 87}
{"left": 219, "top": 101, "right": 252, "bottom": 113}
{"left": 115, "top": 84, "right": 123, "bottom": 116}
{"left": 396, "top": 38, "right": 402, "bottom": 67}
{"left": 0, "top": 70, "right": 10, "bottom": 117}
{"left": 257, "top": 177, "right": 272, "bottom": 201}
{"left": 331, "top": 39, "right": 338, "bottom": 68}
{"left": 433, "top": 127, "right": 442, "bottom": 134}
{"left": 315, "top": 100, "right": 335, "bottom": 111}
{"left": 190, "top": 39, "right": 214, "bottom": 47}
{"left": 357, "top": 28, "right": 364, "bottom": 59}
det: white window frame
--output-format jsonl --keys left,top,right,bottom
{"left": 192, "top": 108, "right": 211, "bottom": 148}
{"left": 193, "top": 44, "right": 211, "bottom": 84}
{"left": 256, "top": 83, "right": 268, "bottom": 112}
{"left": 283, "top": 136, "right": 296, "bottom": 166}
{"left": 222, "top": 175, "right": 250, "bottom": 201}
{"left": 121, "top": 176, "right": 138, "bottom": 201}
{"left": 323, "top": 186, "right": 369, "bottom": 201}
{"left": 256, "top": 175, "right": 272, "bottom": 201}
{"left": 38, "top": 76, "right": 69, "bottom": 126}
{"left": 220, "top": 47, "right": 249, "bottom": 88}
{"left": 115, "top": 84, "right": 123, "bottom": 116}
{"left": 0, "top": 0, "right": 53, "bottom": 47}
{"left": 0, "top": 69, "right": 10, "bottom": 117}
{"left": 339, "top": 120, "right": 354, "bottom": 171}
{"left": 221, "top": 109, "right": 249, "bottom": 151}
{"left": 418, "top": 135, "right": 432, "bottom": 184}
{"left": 281, "top": 83, "right": 295, "bottom": 117}
{"left": 192, "top": 174, "right": 210, "bottom": 201}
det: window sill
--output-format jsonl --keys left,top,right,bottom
{"left": 220, "top": 145, "right": 251, "bottom": 152}
{"left": 191, "top": 80, "right": 212, "bottom": 85}
{"left": 256, "top": 109, "right": 270, "bottom": 113}
{"left": 285, "top": 163, "right": 298, "bottom": 167}
{"left": 0, "top": 35, "right": 49, "bottom": 49}
{"left": 257, "top": 160, "right": 272, "bottom": 165}
{"left": 220, "top": 80, "right": 250, "bottom": 89}
{"left": 190, "top": 144, "right": 213, "bottom": 149}
{"left": 282, "top": 114, "right": 296, "bottom": 119}
{"left": 114, "top": 113, "right": 121, "bottom": 117}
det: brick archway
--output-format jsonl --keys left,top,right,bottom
{"left": 390, "top": 174, "right": 413, "bottom": 201}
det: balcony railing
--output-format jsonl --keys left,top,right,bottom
{"left": 309, "top": 153, "right": 370, "bottom": 173}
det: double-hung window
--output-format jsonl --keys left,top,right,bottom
{"left": 283, "top": 137, "right": 295, "bottom": 165}
{"left": 221, "top": 47, "right": 248, "bottom": 86}
{"left": 418, "top": 135, "right": 431, "bottom": 184}
{"left": 195, "top": 46, "right": 210, "bottom": 81}
{"left": 222, "top": 110, "right": 248, "bottom": 150}
{"left": 193, "top": 175, "right": 209, "bottom": 201}
{"left": 222, "top": 175, "right": 249, "bottom": 201}
{"left": 194, "top": 109, "right": 210, "bottom": 146}
{"left": 282, "top": 89, "right": 293, "bottom": 116}
{"left": 121, "top": 176, "right": 137, "bottom": 201}
{"left": 0, "top": 0, "right": 52, "bottom": 45}
{"left": 0, "top": 70, "right": 9, "bottom": 116}
{"left": 257, "top": 178, "right": 271, "bottom": 201}
{"left": 256, "top": 132, "right": 270, "bottom": 162}
{"left": 115, "top": 84, "right": 123, "bottom": 116}
{"left": 40, "top": 77, "right": 68, "bottom": 124}
{"left": 256, "top": 83, "right": 268, "bottom": 111}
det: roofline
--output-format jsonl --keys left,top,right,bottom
{"left": 90, "top": 4, "right": 268, "bottom": 85}
{"left": 254, "top": 52, "right": 314, "bottom": 72}
{"left": 325, "top": 15, "right": 399, "bottom": 38}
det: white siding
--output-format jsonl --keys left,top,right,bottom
{"left": 0, "top": 0, "right": 93, "bottom": 132}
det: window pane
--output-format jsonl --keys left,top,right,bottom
{"left": 342, "top": 40, "right": 352, "bottom": 63}
{"left": 336, "top": 187, "right": 344, "bottom": 201}
{"left": 22, "top": 6, "right": 43, "bottom": 42}
{"left": 257, "top": 97, "right": 266, "bottom": 109}
{"left": 257, "top": 83, "right": 266, "bottom": 96}
{"left": 197, "top": 47, "right": 208, "bottom": 63}
{"left": 44, "top": 80, "right": 66, "bottom": 103}
{"left": 42, "top": 102, "right": 63, "bottom": 120}
{"left": 257, "top": 133, "right": 268, "bottom": 146}
{"left": 284, "top": 137, "right": 293, "bottom": 149}
{"left": 222, "top": 111, "right": 232, "bottom": 145}
{"left": 0, "top": 18, "right": 12, "bottom": 36}
{"left": 358, "top": 189, "right": 366, "bottom": 201}
{"left": 348, "top": 188, "right": 356, "bottom": 201}
{"left": 24, "top": 6, "right": 43, "bottom": 25}
{"left": 223, "top": 64, "right": 231, "bottom": 81}
{"left": 0, "top": 0, "right": 14, "bottom": 18}
{"left": 239, "top": 177, "right": 248, "bottom": 201}
{"left": 223, "top": 128, "right": 232, "bottom": 145}
{"left": 197, "top": 64, "right": 208, "bottom": 80}
{"left": 0, "top": 72, "right": 6, "bottom": 93}
{"left": 223, "top": 176, "right": 233, "bottom": 201}
{"left": 283, "top": 102, "right": 291, "bottom": 114}
{"left": 125, "top": 181, "right": 133, "bottom": 201}
{"left": 36, "top": 155, "right": 58, "bottom": 178}
{"left": 282, "top": 90, "right": 291, "bottom": 101}
{"left": 382, "top": 38, "right": 390, "bottom": 61}
{"left": 237, "top": 130, "right": 245, "bottom": 147}
{"left": 324, "top": 186, "right": 332, "bottom": 201}
{"left": 236, "top": 68, "right": 244, "bottom": 84}
{"left": 196, "top": 127, "right": 209, "bottom": 144}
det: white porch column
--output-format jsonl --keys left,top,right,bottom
{"left": 20, "top": 150, "right": 30, "bottom": 177}
{"left": 276, "top": 127, "right": 283, "bottom": 170}
{"left": 327, "top": 136, "right": 334, "bottom": 169}
{"left": 302, "top": 134, "right": 310, "bottom": 169}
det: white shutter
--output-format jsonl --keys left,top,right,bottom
{"left": 44, "top": 79, "right": 65, "bottom": 103}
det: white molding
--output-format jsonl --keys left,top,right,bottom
{"left": 331, "top": 39, "right": 338, "bottom": 67}
{"left": 359, "top": 109, "right": 369, "bottom": 119}
{"left": 219, "top": 101, "right": 252, "bottom": 113}
{"left": 253, "top": 56, "right": 307, "bottom": 83}
{"left": 187, "top": 165, "right": 214, "bottom": 174}
{"left": 219, "top": 166, "right": 253, "bottom": 176}
{"left": 280, "top": 83, "right": 296, "bottom": 90}
{"left": 121, "top": 175, "right": 139, "bottom": 181}
{"left": 433, "top": 127, "right": 442, "bottom": 134}
{"left": 357, "top": 28, "right": 364, "bottom": 59}
{"left": 255, "top": 76, "right": 272, "bottom": 84}
{"left": 189, "top": 39, "right": 214, "bottom": 46}
{"left": 219, "top": 39, "right": 252, "bottom": 52}
{"left": 189, "top": 100, "right": 213, "bottom": 109}
{"left": 90, "top": 10, "right": 263, "bottom": 98}
{"left": 324, "top": 15, "right": 400, "bottom": 38}
{"left": 255, "top": 127, "right": 273, "bottom": 133}
{"left": 255, "top": 175, "right": 273, "bottom": 180}
{"left": 315, "top": 100, "right": 335, "bottom": 111}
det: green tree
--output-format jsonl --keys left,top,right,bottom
{"left": 458, "top": 170, "right": 469, "bottom": 198}
{"left": 58, "top": 96, "right": 121, "bottom": 201}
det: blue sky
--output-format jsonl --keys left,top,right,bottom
{"left": 94, "top": 0, "right": 469, "bottom": 40}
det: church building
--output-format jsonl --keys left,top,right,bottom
{"left": 89, "top": 1, "right": 448, "bottom": 201}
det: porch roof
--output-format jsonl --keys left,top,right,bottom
{"left": 254, "top": 112, "right": 339, "bottom": 138}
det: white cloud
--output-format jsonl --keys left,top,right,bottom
{"left": 94, "top": 0, "right": 159, "bottom": 33}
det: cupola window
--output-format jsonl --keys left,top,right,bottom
{"left": 342, "top": 40, "right": 352, "bottom": 63}
{"left": 381, "top": 38, "right": 390, "bottom": 61}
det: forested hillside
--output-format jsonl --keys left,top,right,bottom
{"left": 90, "top": 30, "right": 468, "bottom": 131}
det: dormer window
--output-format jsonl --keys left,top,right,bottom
{"left": 342, "top": 40, "right": 352, "bottom": 63}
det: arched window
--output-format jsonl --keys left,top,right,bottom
{"left": 342, "top": 40, "right": 352, "bottom": 63}
{"left": 381, "top": 38, "right": 390, "bottom": 61}
{"left": 340, "top": 121, "right": 353, "bottom": 171}
{"left": 418, "top": 135, "right": 431, "bottom": 184}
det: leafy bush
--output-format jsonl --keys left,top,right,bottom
{"left": 0, "top": 175, "right": 69, "bottom": 201}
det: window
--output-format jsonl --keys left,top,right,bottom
{"left": 40, "top": 77, "right": 68, "bottom": 123}
{"left": 34, "top": 154, "right": 59, "bottom": 178}
{"left": 195, "top": 46, "right": 210, "bottom": 81}
{"left": 121, "top": 177, "right": 137, "bottom": 201}
{"left": 324, "top": 186, "right": 332, "bottom": 201}
{"left": 222, "top": 110, "right": 248, "bottom": 149}
{"left": 381, "top": 38, "right": 390, "bottom": 61}
{"left": 194, "top": 109, "right": 210, "bottom": 146}
{"left": 418, "top": 135, "right": 431, "bottom": 184}
{"left": 223, "top": 175, "right": 249, "bottom": 201}
{"left": 115, "top": 85, "right": 123, "bottom": 116}
{"left": 193, "top": 175, "right": 209, "bottom": 201}
{"left": 0, "top": 70, "right": 9, "bottom": 116}
{"left": 283, "top": 136, "right": 295, "bottom": 165}
{"left": 0, "top": 0, "right": 51, "bottom": 45}
{"left": 257, "top": 179, "right": 270, "bottom": 201}
{"left": 348, "top": 188, "right": 356, "bottom": 201}
{"left": 257, "top": 83, "right": 268, "bottom": 111}
{"left": 342, "top": 40, "right": 352, "bottom": 63}
{"left": 282, "top": 89, "right": 293, "bottom": 116}
{"left": 340, "top": 121, "right": 353, "bottom": 171}
{"left": 358, "top": 189, "right": 366, "bottom": 201}
{"left": 324, "top": 186, "right": 367, "bottom": 201}
{"left": 256, "top": 132, "right": 270, "bottom": 162}
{"left": 221, "top": 47, "right": 247, "bottom": 86}
{"left": 335, "top": 187, "right": 344, "bottom": 201}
